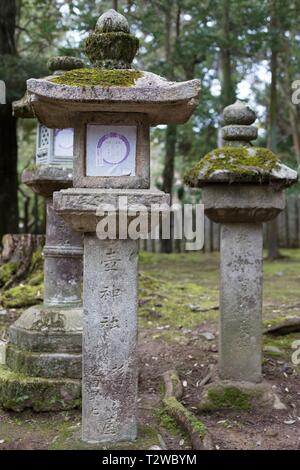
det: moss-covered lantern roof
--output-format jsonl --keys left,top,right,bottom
{"left": 184, "top": 101, "right": 298, "bottom": 188}
{"left": 26, "top": 9, "right": 200, "bottom": 128}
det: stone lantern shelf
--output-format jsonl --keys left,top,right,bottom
{"left": 26, "top": 9, "right": 200, "bottom": 443}
{"left": 185, "top": 101, "right": 297, "bottom": 409}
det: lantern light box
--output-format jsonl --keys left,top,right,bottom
{"left": 86, "top": 125, "right": 136, "bottom": 177}
{"left": 36, "top": 124, "right": 74, "bottom": 167}
{"left": 72, "top": 113, "right": 150, "bottom": 189}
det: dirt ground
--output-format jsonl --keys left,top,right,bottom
{"left": 0, "top": 249, "right": 300, "bottom": 450}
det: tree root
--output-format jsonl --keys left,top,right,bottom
{"left": 162, "top": 369, "right": 213, "bottom": 450}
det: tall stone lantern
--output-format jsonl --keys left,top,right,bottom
{"left": 0, "top": 58, "right": 85, "bottom": 412}
{"left": 26, "top": 9, "right": 200, "bottom": 442}
{"left": 185, "top": 101, "right": 297, "bottom": 407}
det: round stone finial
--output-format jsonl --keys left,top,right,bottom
{"left": 47, "top": 56, "right": 85, "bottom": 73}
{"left": 222, "top": 100, "right": 257, "bottom": 146}
{"left": 223, "top": 100, "right": 256, "bottom": 125}
{"left": 95, "top": 9, "right": 130, "bottom": 33}
{"left": 85, "top": 9, "right": 139, "bottom": 69}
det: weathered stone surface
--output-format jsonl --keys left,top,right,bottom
{"left": 202, "top": 184, "right": 285, "bottom": 223}
{"left": 27, "top": 71, "right": 200, "bottom": 127}
{"left": 53, "top": 188, "right": 170, "bottom": 233}
{"left": 219, "top": 223, "right": 263, "bottom": 383}
{"left": 9, "top": 305, "right": 82, "bottom": 353}
{"left": 222, "top": 100, "right": 256, "bottom": 126}
{"left": 0, "top": 365, "right": 81, "bottom": 412}
{"left": 47, "top": 56, "right": 85, "bottom": 72}
{"left": 12, "top": 91, "right": 34, "bottom": 118}
{"left": 95, "top": 9, "right": 130, "bottom": 33}
{"left": 43, "top": 199, "right": 83, "bottom": 308}
{"left": 222, "top": 125, "right": 257, "bottom": 142}
{"left": 6, "top": 345, "right": 82, "bottom": 379}
{"left": 21, "top": 166, "right": 73, "bottom": 198}
{"left": 198, "top": 380, "right": 285, "bottom": 411}
{"left": 82, "top": 237, "right": 138, "bottom": 443}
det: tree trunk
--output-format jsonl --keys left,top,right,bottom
{"left": 220, "top": 0, "right": 235, "bottom": 109}
{"left": 161, "top": 124, "right": 177, "bottom": 253}
{"left": 267, "top": 0, "right": 281, "bottom": 261}
{"left": 0, "top": 234, "right": 44, "bottom": 289}
{"left": 112, "top": 0, "right": 118, "bottom": 11}
{"left": 0, "top": 0, "right": 19, "bottom": 244}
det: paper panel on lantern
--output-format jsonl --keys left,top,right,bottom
{"left": 53, "top": 128, "right": 74, "bottom": 158}
{"left": 86, "top": 125, "right": 136, "bottom": 177}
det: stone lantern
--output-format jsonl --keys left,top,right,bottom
{"left": 185, "top": 101, "right": 297, "bottom": 407}
{"left": 26, "top": 9, "right": 200, "bottom": 442}
{"left": 0, "top": 58, "right": 85, "bottom": 412}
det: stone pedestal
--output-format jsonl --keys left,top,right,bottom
{"left": 0, "top": 167, "right": 83, "bottom": 411}
{"left": 83, "top": 237, "right": 138, "bottom": 443}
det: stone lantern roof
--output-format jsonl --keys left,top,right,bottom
{"left": 26, "top": 9, "right": 200, "bottom": 128}
{"left": 185, "top": 100, "right": 298, "bottom": 188}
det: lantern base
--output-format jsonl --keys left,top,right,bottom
{"left": 0, "top": 364, "right": 81, "bottom": 412}
{"left": 0, "top": 305, "right": 83, "bottom": 411}
{"left": 198, "top": 379, "right": 287, "bottom": 412}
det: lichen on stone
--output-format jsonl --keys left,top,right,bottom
{"left": 184, "top": 147, "right": 281, "bottom": 184}
{"left": 50, "top": 68, "right": 143, "bottom": 87}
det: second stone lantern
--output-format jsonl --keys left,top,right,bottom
{"left": 26, "top": 9, "right": 200, "bottom": 443}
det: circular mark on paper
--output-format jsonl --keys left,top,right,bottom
{"left": 97, "top": 132, "right": 130, "bottom": 165}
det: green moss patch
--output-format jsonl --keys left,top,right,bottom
{"left": 50, "top": 68, "right": 143, "bottom": 87}
{"left": 0, "top": 284, "right": 43, "bottom": 308}
{"left": 201, "top": 386, "right": 251, "bottom": 411}
{"left": 0, "top": 262, "right": 17, "bottom": 287}
{"left": 184, "top": 147, "right": 280, "bottom": 183}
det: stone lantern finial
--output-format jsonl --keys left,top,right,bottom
{"left": 222, "top": 100, "right": 257, "bottom": 147}
{"left": 85, "top": 9, "right": 139, "bottom": 69}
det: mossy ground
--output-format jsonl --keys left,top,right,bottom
{"left": 184, "top": 147, "right": 280, "bottom": 183}
{"left": 0, "top": 250, "right": 300, "bottom": 449}
{"left": 50, "top": 68, "right": 143, "bottom": 87}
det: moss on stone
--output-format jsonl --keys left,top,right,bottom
{"left": 0, "top": 284, "right": 43, "bottom": 308}
{"left": 184, "top": 147, "right": 280, "bottom": 183}
{"left": 85, "top": 31, "right": 139, "bottom": 68}
{"left": 0, "top": 365, "right": 81, "bottom": 412}
{"left": 202, "top": 386, "right": 251, "bottom": 411}
{"left": 50, "top": 68, "right": 143, "bottom": 87}
{"left": 0, "top": 262, "right": 17, "bottom": 287}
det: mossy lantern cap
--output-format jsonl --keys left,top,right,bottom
{"left": 26, "top": 9, "right": 200, "bottom": 128}
{"left": 185, "top": 100, "right": 298, "bottom": 188}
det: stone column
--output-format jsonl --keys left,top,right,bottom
{"left": 44, "top": 198, "right": 82, "bottom": 308}
{"left": 185, "top": 101, "right": 297, "bottom": 408}
{"left": 219, "top": 222, "right": 263, "bottom": 382}
{"left": 82, "top": 237, "right": 138, "bottom": 443}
